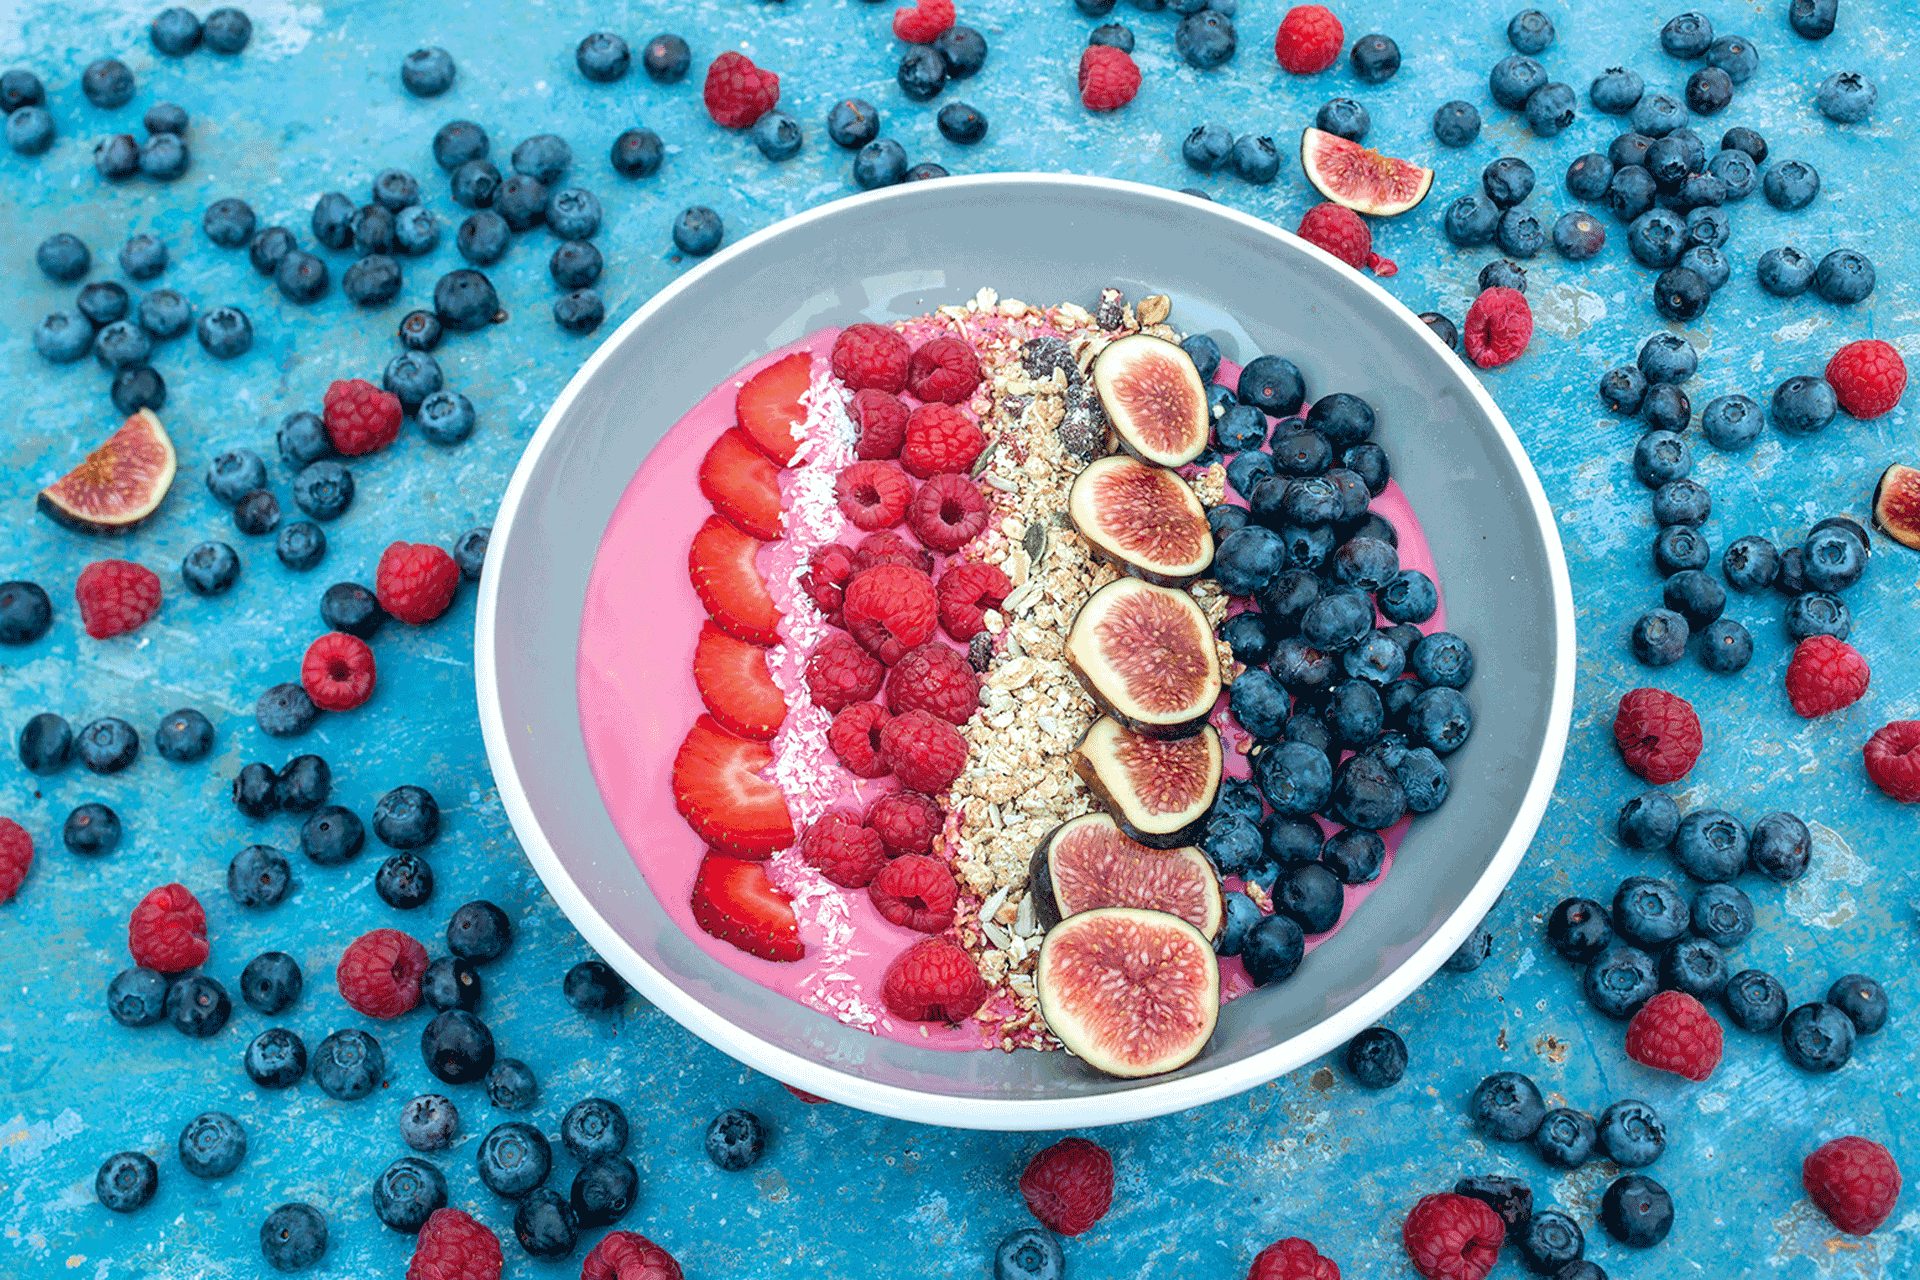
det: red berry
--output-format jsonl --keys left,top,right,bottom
{"left": 891, "top": 0, "right": 955, "bottom": 44}
{"left": 798, "top": 811, "right": 888, "bottom": 888}
{"left": 1077, "top": 43, "right": 1141, "bottom": 112}
{"left": 1019, "top": 1137, "right": 1115, "bottom": 1236}
{"left": 302, "top": 632, "right": 377, "bottom": 711}
{"left": 781, "top": 1083, "right": 828, "bottom": 1105}
{"left": 906, "top": 472, "right": 989, "bottom": 552}
{"left": 581, "top": 1230, "right": 684, "bottom": 1280}
{"left": 853, "top": 529, "right": 934, "bottom": 576}
{"left": 906, "top": 336, "right": 983, "bottom": 405}
{"left": 863, "top": 789, "right": 943, "bottom": 856}
{"left": 408, "top": 1207, "right": 503, "bottom": 1280}
{"left": 827, "top": 702, "right": 893, "bottom": 778}
{"left": 801, "top": 543, "right": 856, "bottom": 625}
{"left": 842, "top": 564, "right": 938, "bottom": 665}
{"left": 1401, "top": 1192, "right": 1504, "bottom": 1280}
{"left": 1803, "top": 1135, "right": 1903, "bottom": 1236}
{"left": 1612, "top": 687, "right": 1703, "bottom": 784}
{"left": 1296, "top": 202, "right": 1396, "bottom": 276}
{"left": 323, "top": 378, "right": 402, "bottom": 456}
{"left": 1247, "top": 1237, "right": 1343, "bottom": 1280}
{"left": 1863, "top": 720, "right": 1920, "bottom": 802}
{"left": 1274, "top": 5, "right": 1345, "bottom": 74}
{"left": 831, "top": 323, "right": 912, "bottom": 393}
{"left": 337, "top": 927, "right": 430, "bottom": 1019}
{"left": 1825, "top": 339, "right": 1907, "bottom": 420}
{"left": 1624, "top": 989, "right": 1724, "bottom": 1082}
{"left": 835, "top": 460, "right": 916, "bottom": 531}
{"left": 0, "top": 816, "right": 33, "bottom": 905}
{"left": 377, "top": 541, "right": 461, "bottom": 625}
{"left": 804, "top": 632, "right": 885, "bottom": 713}
{"left": 879, "top": 707, "right": 967, "bottom": 793}
{"left": 880, "top": 935, "right": 986, "bottom": 1022}
{"left": 1785, "top": 634, "right": 1870, "bottom": 717}
{"left": 850, "top": 388, "right": 910, "bottom": 460}
{"left": 900, "top": 403, "right": 987, "bottom": 479}
{"left": 884, "top": 641, "right": 980, "bottom": 724}
{"left": 74, "top": 559, "right": 161, "bottom": 639}
{"left": 128, "top": 883, "right": 209, "bottom": 973}
{"left": 702, "top": 51, "right": 780, "bottom": 129}
{"left": 935, "top": 561, "right": 1011, "bottom": 640}
{"left": 1462, "top": 287, "right": 1533, "bottom": 368}
{"left": 867, "top": 852, "right": 959, "bottom": 931}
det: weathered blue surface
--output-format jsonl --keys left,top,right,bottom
{"left": 1, "top": 1, "right": 1914, "bottom": 1276}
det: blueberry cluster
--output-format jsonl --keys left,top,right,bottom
{"left": 1482, "top": 10, "right": 1577, "bottom": 139}
{"left": 30, "top": 232, "right": 207, "bottom": 413}
{"left": 1077, "top": 0, "right": 1240, "bottom": 73}
{"left": 894, "top": 21, "right": 990, "bottom": 107}
{"left": 1179, "top": 120, "right": 1281, "bottom": 188}
{"left": 3, "top": 66, "right": 54, "bottom": 154}
{"left": 1443, "top": 154, "right": 1566, "bottom": 272}
{"left": 17, "top": 706, "right": 216, "bottom": 778}
{"left": 825, "top": 96, "right": 946, "bottom": 192}
{"left": 93, "top": 96, "right": 194, "bottom": 183}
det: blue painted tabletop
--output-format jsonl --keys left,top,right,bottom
{"left": 1, "top": 0, "right": 1915, "bottom": 1276}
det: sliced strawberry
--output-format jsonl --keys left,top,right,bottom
{"left": 698, "top": 427, "right": 784, "bottom": 541}
{"left": 692, "top": 621, "right": 787, "bottom": 742}
{"left": 671, "top": 713, "right": 795, "bottom": 858}
{"left": 688, "top": 514, "right": 782, "bottom": 646}
{"left": 735, "top": 352, "right": 812, "bottom": 466}
{"left": 691, "top": 852, "right": 804, "bottom": 962}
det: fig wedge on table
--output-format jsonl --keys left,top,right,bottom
{"left": 1090, "top": 334, "right": 1210, "bottom": 468}
{"left": 1299, "top": 126, "right": 1434, "bottom": 217}
{"left": 1872, "top": 463, "right": 1920, "bottom": 551}
{"left": 37, "top": 409, "right": 176, "bottom": 535}
{"left": 1035, "top": 906, "right": 1219, "bottom": 1078}
{"left": 1064, "top": 577, "right": 1222, "bottom": 738}
{"left": 1067, "top": 455, "right": 1214, "bottom": 587}
{"left": 1029, "top": 811, "right": 1223, "bottom": 939}
{"left": 1072, "top": 716, "right": 1222, "bottom": 849}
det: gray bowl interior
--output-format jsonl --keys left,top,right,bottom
{"left": 484, "top": 176, "right": 1565, "bottom": 1118}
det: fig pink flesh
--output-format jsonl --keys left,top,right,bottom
{"left": 1046, "top": 914, "right": 1214, "bottom": 1063}
{"left": 1094, "top": 588, "right": 1212, "bottom": 715}
{"left": 1108, "top": 354, "right": 1200, "bottom": 455}
{"left": 1109, "top": 732, "right": 1213, "bottom": 817}
{"left": 1874, "top": 463, "right": 1920, "bottom": 550}
{"left": 1089, "top": 462, "right": 1206, "bottom": 563}
{"left": 1052, "top": 821, "right": 1215, "bottom": 929}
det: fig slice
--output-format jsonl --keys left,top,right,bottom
{"left": 1072, "top": 716, "right": 1222, "bottom": 850}
{"left": 1299, "top": 126, "right": 1435, "bottom": 217}
{"left": 1872, "top": 462, "right": 1920, "bottom": 551}
{"left": 37, "top": 409, "right": 177, "bottom": 535}
{"left": 1035, "top": 906, "right": 1219, "bottom": 1078}
{"left": 1029, "top": 811, "right": 1223, "bottom": 938}
{"left": 1089, "top": 334, "right": 1209, "bottom": 468}
{"left": 1064, "top": 577, "right": 1222, "bottom": 738}
{"left": 1067, "top": 455, "right": 1215, "bottom": 587}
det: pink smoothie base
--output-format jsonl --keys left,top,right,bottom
{"left": 576, "top": 335, "right": 1447, "bottom": 1052}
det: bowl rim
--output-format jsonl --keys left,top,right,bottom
{"left": 475, "top": 172, "right": 1577, "bottom": 1130}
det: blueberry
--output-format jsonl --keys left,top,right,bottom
{"left": 108, "top": 966, "right": 171, "bottom": 1026}
{"left": 1821, "top": 975, "right": 1887, "bottom": 1037}
{"left": 904, "top": 162, "right": 949, "bottom": 182}
{"left": 1431, "top": 100, "right": 1481, "bottom": 147}
{"left": 1218, "top": 612, "right": 1273, "bottom": 668}
{"left": 1342, "top": 634, "right": 1405, "bottom": 687}
{"left": 1519, "top": 1210, "right": 1586, "bottom": 1275}
{"left": 1455, "top": 1175, "right": 1534, "bottom": 1239}
{"left": 1176, "top": 11, "right": 1236, "bottom": 69}
{"left": 64, "top": 802, "right": 121, "bottom": 856}
{"left": 1471, "top": 1071, "right": 1545, "bottom": 1142}
{"left": 1704, "top": 33, "right": 1758, "bottom": 82}
{"left": 935, "top": 102, "right": 988, "bottom": 148}
{"left": 1321, "top": 826, "right": 1385, "bottom": 884}
{"left": 77, "top": 280, "right": 131, "bottom": 326}
{"left": 77, "top": 717, "right": 139, "bottom": 773}
{"left": 259, "top": 751, "right": 322, "bottom": 811}
{"left": 81, "top": 57, "right": 135, "bottom": 107}
{"left": 396, "top": 45, "right": 456, "bottom": 98}
{"left": 1627, "top": 208, "right": 1686, "bottom": 267}
{"left": 1613, "top": 875, "right": 1689, "bottom": 947}
{"left": 94, "top": 133, "right": 141, "bottom": 180}
{"left": 1658, "top": 936, "right": 1729, "bottom": 1000}
{"left": 1631, "top": 92, "right": 1689, "bottom": 138}
{"left": 1408, "top": 686, "right": 1472, "bottom": 754}
{"left": 111, "top": 366, "right": 167, "bottom": 414}
{"left": 400, "top": 1095, "right": 461, "bottom": 1152}
{"left": 1324, "top": 679, "right": 1386, "bottom": 751}
{"left": 1617, "top": 789, "right": 1680, "bottom": 851}
{"left": 1598, "top": 365, "right": 1649, "bottom": 415}
{"left": 1638, "top": 378, "right": 1694, "bottom": 429}
{"left": 202, "top": 6, "right": 251, "bottom": 53}
{"left": 1342, "top": 1025, "right": 1406, "bottom": 1089}
{"left": 1342, "top": 442, "right": 1391, "bottom": 494}
{"left": 455, "top": 211, "right": 509, "bottom": 265}
{"left": 1406, "top": 632, "right": 1470, "bottom": 689}
{"left": 93, "top": 321, "right": 151, "bottom": 372}
{"left": 196, "top": 304, "right": 252, "bottom": 358}
{"left": 479, "top": 1058, "right": 538, "bottom": 1113}
{"left": 1697, "top": 618, "right": 1752, "bottom": 673}
{"left": 1532, "top": 1108, "right": 1597, "bottom": 1169}
{"left": 1444, "top": 922, "right": 1493, "bottom": 972}
{"left": 571, "top": 32, "right": 630, "bottom": 84}
{"left": 1276, "top": 860, "right": 1347, "bottom": 934}
{"left": 547, "top": 188, "right": 603, "bottom": 240}
{"left": 1601, "top": 1174, "right": 1675, "bottom": 1250}
{"left": 118, "top": 233, "right": 169, "bottom": 281}
{"left": 1780, "top": 1001, "right": 1857, "bottom": 1073}
{"left": 1299, "top": 585, "right": 1372, "bottom": 651}
{"left": 1607, "top": 165, "right": 1657, "bottom": 222}
{"left": 1720, "top": 534, "right": 1779, "bottom": 592}
{"left": 1253, "top": 740, "right": 1333, "bottom": 817}
{"left": 1345, "top": 31, "right": 1397, "bottom": 82}
{"left": 554, "top": 290, "right": 605, "bottom": 335}
{"left": 18, "top": 711, "right": 71, "bottom": 774}
{"left": 435, "top": 269, "right": 499, "bottom": 332}
{"left": 371, "top": 1156, "right": 447, "bottom": 1235}
{"left": 291, "top": 460, "right": 354, "bottom": 522}
{"left": 607, "top": 128, "right": 663, "bottom": 184}
{"left": 96, "top": 1152, "right": 159, "bottom": 1213}
{"left": 1585, "top": 944, "right": 1659, "bottom": 1018}
{"left": 1748, "top": 811, "right": 1811, "bottom": 882}
{"left": 233, "top": 489, "right": 280, "bottom": 535}
{"left": 1598, "top": 1099, "right": 1666, "bottom": 1167}
{"left": 1763, "top": 160, "right": 1819, "bottom": 211}
{"left": 1813, "top": 249, "right": 1875, "bottom": 305}
{"left": 643, "top": 32, "right": 691, "bottom": 82}
{"left": 1524, "top": 82, "right": 1577, "bottom": 137}
{"left": 228, "top": 844, "right": 292, "bottom": 907}
{"left": 246, "top": 1027, "right": 308, "bottom": 1089}
{"left": 368, "top": 853, "right": 433, "bottom": 912}
{"left": 1201, "top": 890, "right": 1259, "bottom": 959}
{"left": 514, "top": 1188, "right": 578, "bottom": 1258}
{"left": 393, "top": 206, "right": 439, "bottom": 257}
{"left": 137, "top": 131, "right": 190, "bottom": 179}
{"left": 1790, "top": 0, "right": 1838, "bottom": 39}
{"left": 1260, "top": 814, "right": 1318, "bottom": 871}
{"left": 571, "top": 1154, "right": 638, "bottom": 1229}
{"left": 1703, "top": 150, "right": 1756, "bottom": 202}
{"left": 1444, "top": 193, "right": 1501, "bottom": 246}
{"left": 1679, "top": 245, "right": 1730, "bottom": 292}
{"left": 1801, "top": 528, "right": 1864, "bottom": 594}
{"left": 1661, "top": 11, "right": 1713, "bottom": 58}
{"left": 897, "top": 45, "right": 947, "bottom": 100}
{"left": 1506, "top": 8, "right": 1554, "bottom": 53}
{"left": 232, "top": 761, "right": 279, "bottom": 818}
{"left": 991, "top": 1228, "right": 1067, "bottom": 1280}
{"left": 300, "top": 805, "right": 365, "bottom": 865}
{"left": 1653, "top": 525, "right": 1709, "bottom": 576}
{"left": 150, "top": 6, "right": 203, "bottom": 53}
{"left": 1088, "top": 22, "right": 1134, "bottom": 52}
{"left": 1652, "top": 477, "right": 1711, "bottom": 527}
{"left": 1691, "top": 395, "right": 1759, "bottom": 454}
{"left": 1241, "top": 912, "right": 1306, "bottom": 985}
{"left": 1770, "top": 375, "right": 1837, "bottom": 435}
{"left": 313, "top": 1029, "right": 386, "bottom": 1100}
{"left": 1546, "top": 897, "right": 1613, "bottom": 963}
{"left": 1495, "top": 209, "right": 1545, "bottom": 258}
{"left": 343, "top": 256, "right": 402, "bottom": 307}
{"left": 321, "top": 582, "right": 386, "bottom": 638}
{"left": 1563, "top": 154, "right": 1614, "bottom": 204}
{"left": 1591, "top": 67, "right": 1644, "bottom": 114}
{"left": 1662, "top": 569, "right": 1725, "bottom": 629}
{"left": 179, "top": 1111, "right": 247, "bottom": 1180}
{"left": 276, "top": 520, "right": 326, "bottom": 571}
{"left": 240, "top": 950, "right": 303, "bottom": 1014}
{"left": 1777, "top": 545, "right": 1809, "bottom": 596}
{"left": 450, "top": 160, "right": 503, "bottom": 211}
{"left": 34, "top": 312, "right": 94, "bottom": 363}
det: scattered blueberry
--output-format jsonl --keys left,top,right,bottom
{"left": 435, "top": 269, "right": 500, "bottom": 331}
{"left": 240, "top": 950, "right": 303, "bottom": 1014}
{"left": 373, "top": 1156, "right": 448, "bottom": 1233}
{"left": 1598, "top": 1098, "right": 1667, "bottom": 1167}
{"left": 1524, "top": 82, "right": 1577, "bottom": 136}
{"left": 196, "top": 304, "right": 252, "bottom": 358}
{"left": 1443, "top": 922, "right": 1493, "bottom": 972}
{"left": 422, "top": 955, "right": 481, "bottom": 1013}
{"left": 897, "top": 45, "right": 947, "bottom": 101}
{"left": 202, "top": 7, "right": 252, "bottom": 54}
{"left": 276, "top": 520, "right": 326, "bottom": 571}
{"left": 313, "top": 1029, "right": 386, "bottom": 1100}
{"left": 1343, "top": 1026, "right": 1407, "bottom": 1088}
{"left": 1585, "top": 943, "right": 1659, "bottom": 1018}
{"left": 108, "top": 966, "right": 170, "bottom": 1027}
{"left": 1790, "top": 0, "right": 1838, "bottom": 40}
{"left": 321, "top": 582, "right": 386, "bottom": 638}
{"left": 1825, "top": 975, "right": 1887, "bottom": 1035}
{"left": 400, "top": 1094, "right": 461, "bottom": 1151}
{"left": 1431, "top": 100, "right": 1481, "bottom": 147}
{"left": 546, "top": 188, "right": 603, "bottom": 240}
{"left": 561, "top": 1097, "right": 630, "bottom": 1161}
{"left": 245, "top": 1027, "right": 308, "bottom": 1089}
{"left": 564, "top": 959, "right": 628, "bottom": 1012}
{"left": 935, "top": 25, "right": 988, "bottom": 79}
{"left": 936, "top": 101, "right": 988, "bottom": 146}
{"left": 1763, "top": 160, "right": 1819, "bottom": 211}
{"left": 1697, "top": 618, "right": 1752, "bottom": 673}
{"left": 1688, "top": 882, "right": 1753, "bottom": 948}
{"left": 1546, "top": 897, "right": 1614, "bottom": 963}
{"left": 96, "top": 1151, "right": 159, "bottom": 1213}
{"left": 34, "top": 313, "right": 94, "bottom": 363}
{"left": 554, "top": 289, "right": 604, "bottom": 334}
{"left": 1176, "top": 10, "right": 1237, "bottom": 69}
{"left": 227, "top": 844, "right": 292, "bottom": 908}
{"left": 1748, "top": 811, "right": 1811, "bottom": 882}
{"left": 1470, "top": 1071, "right": 1546, "bottom": 1142}
{"left": 232, "top": 489, "right": 281, "bottom": 536}
{"left": 1242, "top": 913, "right": 1306, "bottom": 985}
{"left": 609, "top": 128, "right": 663, "bottom": 178}
{"left": 1658, "top": 936, "right": 1729, "bottom": 1000}
{"left": 178, "top": 1111, "right": 247, "bottom": 1179}
{"left": 642, "top": 33, "right": 691, "bottom": 83}
{"left": 704, "top": 1108, "right": 765, "bottom": 1171}
{"left": 95, "top": 133, "right": 141, "bottom": 179}
{"left": 1590, "top": 66, "right": 1644, "bottom": 114}
{"left": 1507, "top": 9, "right": 1554, "bottom": 54}
{"left": 1349, "top": 33, "right": 1399, "bottom": 83}
{"left": 300, "top": 804, "right": 365, "bottom": 866}
{"left": 76, "top": 717, "right": 139, "bottom": 773}
{"left": 343, "top": 256, "right": 403, "bottom": 307}
{"left": 401, "top": 46, "right": 456, "bottom": 96}
{"left": 1770, "top": 375, "right": 1837, "bottom": 435}
{"left": 478, "top": 1120, "right": 551, "bottom": 1196}
{"left": 63, "top": 802, "right": 121, "bottom": 856}
{"left": 451, "top": 160, "right": 503, "bottom": 209}
{"left": 575, "top": 32, "right": 631, "bottom": 83}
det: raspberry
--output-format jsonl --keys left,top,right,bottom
{"left": 850, "top": 388, "right": 910, "bottom": 459}
{"left": 1274, "top": 4, "right": 1345, "bottom": 74}
{"left": 828, "top": 702, "right": 893, "bottom": 777}
{"left": 906, "top": 337, "right": 983, "bottom": 406}
{"left": 74, "top": 560, "right": 160, "bottom": 639}
{"left": 1462, "top": 287, "right": 1533, "bottom": 368}
{"left": 804, "top": 633, "right": 885, "bottom": 713}
{"left": 835, "top": 460, "right": 915, "bottom": 531}
{"left": 128, "top": 883, "right": 208, "bottom": 973}
{"left": 842, "top": 564, "right": 938, "bottom": 664}
{"left": 1803, "top": 1136, "right": 1903, "bottom": 1236}
{"left": 879, "top": 707, "right": 968, "bottom": 793}
{"left": 863, "top": 789, "right": 944, "bottom": 856}
{"left": 1248, "top": 1238, "right": 1343, "bottom": 1280}
{"left": 336, "top": 927, "right": 430, "bottom": 1019}
{"left": 1401, "top": 1193, "right": 1504, "bottom": 1280}
{"left": 301, "top": 632, "right": 376, "bottom": 711}
{"left": 408, "top": 1207, "right": 503, "bottom": 1280}
{"left": 582, "top": 1231, "right": 684, "bottom": 1280}
{"left": 891, "top": 0, "right": 955, "bottom": 44}
{"left": 702, "top": 51, "right": 779, "bottom": 129}
{"left": 1863, "top": 720, "right": 1920, "bottom": 802}
{"left": 1077, "top": 43, "right": 1141, "bottom": 112}
{"left": 1613, "top": 687, "right": 1703, "bottom": 784}
{"left": 1296, "top": 202, "right": 1396, "bottom": 276}
{"left": 0, "top": 816, "right": 32, "bottom": 905}
{"left": 831, "top": 323, "right": 912, "bottom": 393}
{"left": 853, "top": 530, "right": 934, "bottom": 575}
{"left": 900, "top": 403, "right": 987, "bottom": 478}
{"left": 1825, "top": 339, "right": 1907, "bottom": 420}
{"left": 377, "top": 541, "right": 461, "bottom": 625}
{"left": 323, "top": 377, "right": 402, "bottom": 456}
{"left": 781, "top": 1083, "right": 828, "bottom": 1105}
{"left": 802, "top": 543, "right": 856, "bottom": 625}
{"left": 1786, "top": 634, "right": 1871, "bottom": 717}
{"left": 906, "top": 472, "right": 989, "bottom": 552}
{"left": 1020, "top": 1137, "right": 1115, "bottom": 1236}
{"left": 1624, "top": 989, "right": 1724, "bottom": 1081}
{"left": 868, "top": 852, "right": 959, "bottom": 931}
{"left": 799, "top": 811, "right": 889, "bottom": 888}
{"left": 935, "top": 561, "right": 1012, "bottom": 640}
{"left": 881, "top": 936, "right": 986, "bottom": 1022}
{"left": 885, "top": 641, "right": 980, "bottom": 724}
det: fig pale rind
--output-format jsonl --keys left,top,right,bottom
{"left": 1089, "top": 333, "right": 1210, "bottom": 469}
{"left": 1067, "top": 455, "right": 1215, "bottom": 587}
{"left": 1064, "top": 577, "right": 1223, "bottom": 739}
{"left": 1035, "top": 906, "right": 1220, "bottom": 1078}
{"left": 37, "top": 409, "right": 177, "bottom": 535}
{"left": 1299, "top": 126, "right": 1435, "bottom": 218}
{"left": 1872, "top": 462, "right": 1920, "bottom": 551}
{"left": 1028, "top": 811, "right": 1224, "bottom": 939}
{"left": 1072, "top": 716, "right": 1222, "bottom": 850}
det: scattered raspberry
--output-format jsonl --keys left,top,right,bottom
{"left": 868, "top": 853, "right": 959, "bottom": 932}
{"left": 408, "top": 1207, "right": 503, "bottom": 1280}
{"left": 863, "top": 789, "right": 943, "bottom": 856}
{"left": 801, "top": 543, "right": 856, "bottom": 625}
{"left": 336, "top": 927, "right": 430, "bottom": 1019}
{"left": 1077, "top": 43, "right": 1141, "bottom": 112}
{"left": 1462, "top": 287, "right": 1533, "bottom": 368}
{"left": 702, "top": 51, "right": 779, "bottom": 129}
{"left": 831, "top": 323, "right": 912, "bottom": 393}
{"left": 75, "top": 560, "right": 161, "bottom": 639}
{"left": 323, "top": 377, "right": 402, "bottom": 456}
{"left": 128, "top": 883, "right": 208, "bottom": 973}
{"left": 1613, "top": 687, "right": 1703, "bottom": 785}
{"left": 1296, "top": 202, "right": 1396, "bottom": 276}
{"left": 906, "top": 336, "right": 983, "bottom": 404}
{"left": 843, "top": 564, "right": 938, "bottom": 664}
{"left": 781, "top": 1083, "right": 828, "bottom": 1105}
{"left": 881, "top": 936, "right": 986, "bottom": 1022}
{"left": 906, "top": 472, "right": 989, "bottom": 552}
{"left": 1248, "top": 1237, "right": 1343, "bottom": 1280}
{"left": 1401, "top": 1193, "right": 1504, "bottom": 1280}
{"left": 935, "top": 561, "right": 1012, "bottom": 640}
{"left": 827, "top": 702, "right": 893, "bottom": 777}
{"left": 900, "top": 403, "right": 987, "bottom": 478}
{"left": 1825, "top": 339, "right": 1907, "bottom": 420}
{"left": 582, "top": 1231, "right": 684, "bottom": 1280}
{"left": 850, "top": 388, "right": 910, "bottom": 459}
{"left": 1274, "top": 4, "right": 1345, "bottom": 74}
{"left": 835, "top": 460, "right": 916, "bottom": 531}
{"left": 0, "top": 817, "right": 32, "bottom": 905}
{"left": 1863, "top": 720, "right": 1920, "bottom": 802}
{"left": 805, "top": 633, "right": 885, "bottom": 713}
{"left": 885, "top": 641, "right": 980, "bottom": 724}
{"left": 879, "top": 707, "right": 968, "bottom": 793}
{"left": 891, "top": 0, "right": 955, "bottom": 44}
{"left": 301, "top": 632, "right": 377, "bottom": 712}
{"left": 1786, "top": 635, "right": 1870, "bottom": 717}
{"left": 377, "top": 542, "right": 460, "bottom": 625}
{"left": 1625, "top": 990, "right": 1724, "bottom": 1082}
{"left": 1020, "top": 1137, "right": 1115, "bottom": 1236}
{"left": 799, "top": 811, "right": 889, "bottom": 888}
{"left": 1803, "top": 1136, "right": 1903, "bottom": 1236}
{"left": 853, "top": 530, "right": 934, "bottom": 576}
